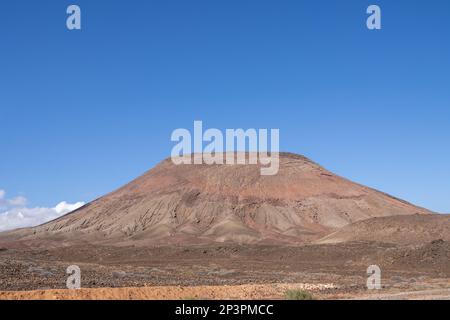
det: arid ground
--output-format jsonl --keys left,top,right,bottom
{"left": 0, "top": 154, "right": 448, "bottom": 300}
{"left": 0, "top": 240, "right": 448, "bottom": 299}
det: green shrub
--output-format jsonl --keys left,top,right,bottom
{"left": 284, "top": 289, "right": 315, "bottom": 300}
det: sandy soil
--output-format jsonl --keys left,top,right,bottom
{"left": 1, "top": 283, "right": 449, "bottom": 300}
{"left": 0, "top": 283, "right": 335, "bottom": 300}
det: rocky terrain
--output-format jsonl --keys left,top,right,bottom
{"left": 0, "top": 240, "right": 448, "bottom": 299}
{"left": 0, "top": 153, "right": 448, "bottom": 299}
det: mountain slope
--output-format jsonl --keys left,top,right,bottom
{"left": 317, "top": 214, "right": 449, "bottom": 244}
{"left": 1, "top": 153, "right": 431, "bottom": 246}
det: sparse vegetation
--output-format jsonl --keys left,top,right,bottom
{"left": 284, "top": 289, "right": 315, "bottom": 300}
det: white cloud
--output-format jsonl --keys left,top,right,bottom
{"left": 54, "top": 201, "right": 85, "bottom": 214}
{"left": 7, "top": 196, "right": 27, "bottom": 207}
{"left": 0, "top": 189, "right": 84, "bottom": 232}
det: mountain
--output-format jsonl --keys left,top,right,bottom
{"left": 318, "top": 214, "right": 450, "bottom": 245}
{"left": 1, "top": 153, "right": 431, "bottom": 246}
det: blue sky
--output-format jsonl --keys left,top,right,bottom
{"left": 0, "top": 0, "right": 449, "bottom": 214}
